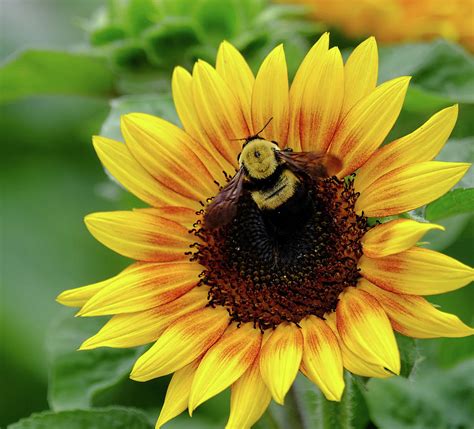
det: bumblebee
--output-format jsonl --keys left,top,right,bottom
{"left": 204, "top": 126, "right": 341, "bottom": 233}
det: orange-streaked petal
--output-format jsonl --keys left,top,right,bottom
{"left": 362, "top": 219, "right": 445, "bottom": 258}
{"left": 79, "top": 287, "right": 209, "bottom": 350}
{"left": 356, "top": 161, "right": 470, "bottom": 217}
{"left": 359, "top": 279, "right": 474, "bottom": 339}
{"left": 156, "top": 360, "right": 200, "bottom": 429}
{"left": 85, "top": 211, "right": 192, "bottom": 262}
{"left": 226, "top": 351, "right": 271, "bottom": 429}
{"left": 130, "top": 307, "right": 229, "bottom": 381}
{"left": 122, "top": 113, "right": 223, "bottom": 200}
{"left": 135, "top": 206, "right": 198, "bottom": 229}
{"left": 360, "top": 247, "right": 474, "bottom": 295}
{"left": 355, "top": 105, "right": 459, "bottom": 192}
{"left": 326, "top": 313, "right": 392, "bottom": 378}
{"left": 77, "top": 262, "right": 202, "bottom": 317}
{"left": 299, "top": 47, "right": 344, "bottom": 153}
{"left": 329, "top": 76, "right": 410, "bottom": 178}
{"left": 259, "top": 322, "right": 303, "bottom": 404}
{"left": 251, "top": 44, "right": 289, "bottom": 143}
{"left": 192, "top": 60, "right": 249, "bottom": 169}
{"left": 216, "top": 41, "right": 255, "bottom": 130}
{"left": 341, "top": 37, "right": 378, "bottom": 117}
{"left": 189, "top": 323, "right": 262, "bottom": 413}
{"left": 356, "top": 161, "right": 471, "bottom": 217}
{"left": 288, "top": 33, "right": 329, "bottom": 151}
{"left": 337, "top": 288, "right": 400, "bottom": 374}
{"left": 92, "top": 136, "right": 191, "bottom": 207}
{"left": 300, "top": 316, "right": 344, "bottom": 401}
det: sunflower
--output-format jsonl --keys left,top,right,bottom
{"left": 286, "top": 0, "right": 474, "bottom": 52}
{"left": 57, "top": 34, "right": 474, "bottom": 429}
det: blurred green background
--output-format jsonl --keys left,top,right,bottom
{"left": 1, "top": 1, "right": 473, "bottom": 428}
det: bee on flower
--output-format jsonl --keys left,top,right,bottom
{"left": 57, "top": 34, "right": 473, "bottom": 429}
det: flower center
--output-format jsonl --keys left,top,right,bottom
{"left": 190, "top": 176, "right": 368, "bottom": 331}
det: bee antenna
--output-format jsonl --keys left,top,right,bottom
{"left": 230, "top": 117, "right": 273, "bottom": 144}
{"left": 255, "top": 117, "right": 273, "bottom": 137}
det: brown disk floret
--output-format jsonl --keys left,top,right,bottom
{"left": 189, "top": 177, "right": 368, "bottom": 331}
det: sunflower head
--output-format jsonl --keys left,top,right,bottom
{"left": 57, "top": 34, "right": 473, "bottom": 429}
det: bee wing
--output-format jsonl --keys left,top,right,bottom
{"left": 204, "top": 168, "right": 245, "bottom": 229}
{"left": 277, "top": 151, "right": 342, "bottom": 179}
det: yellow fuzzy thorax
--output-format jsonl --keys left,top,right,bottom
{"left": 239, "top": 139, "right": 280, "bottom": 180}
{"left": 251, "top": 169, "right": 299, "bottom": 210}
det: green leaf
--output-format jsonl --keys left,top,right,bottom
{"left": 425, "top": 188, "right": 474, "bottom": 221}
{"left": 0, "top": 50, "right": 116, "bottom": 103}
{"left": 8, "top": 407, "right": 152, "bottom": 429}
{"left": 364, "top": 358, "right": 474, "bottom": 429}
{"left": 378, "top": 40, "right": 474, "bottom": 104}
{"left": 47, "top": 312, "right": 143, "bottom": 411}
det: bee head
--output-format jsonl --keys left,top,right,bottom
{"left": 239, "top": 138, "right": 280, "bottom": 180}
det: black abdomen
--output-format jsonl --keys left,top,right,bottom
{"left": 262, "top": 182, "right": 313, "bottom": 240}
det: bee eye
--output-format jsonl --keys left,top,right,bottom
{"left": 254, "top": 151, "right": 261, "bottom": 158}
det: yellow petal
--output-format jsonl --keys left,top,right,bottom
{"left": 77, "top": 261, "right": 202, "bottom": 317}
{"left": 359, "top": 279, "right": 474, "bottom": 339}
{"left": 259, "top": 322, "right": 303, "bottom": 404}
{"left": 226, "top": 352, "right": 271, "bottom": 429}
{"left": 216, "top": 41, "right": 255, "bottom": 130}
{"left": 192, "top": 60, "right": 249, "bottom": 169}
{"left": 299, "top": 47, "right": 344, "bottom": 153}
{"left": 156, "top": 360, "right": 200, "bottom": 429}
{"left": 189, "top": 323, "right": 262, "bottom": 413}
{"left": 362, "top": 219, "right": 445, "bottom": 258}
{"left": 341, "top": 37, "right": 378, "bottom": 117}
{"left": 85, "top": 210, "right": 192, "bottom": 262}
{"left": 93, "top": 136, "right": 192, "bottom": 207}
{"left": 56, "top": 277, "right": 113, "bottom": 308}
{"left": 336, "top": 288, "right": 400, "bottom": 374}
{"left": 80, "top": 287, "right": 209, "bottom": 350}
{"left": 172, "top": 67, "right": 232, "bottom": 169}
{"left": 300, "top": 316, "right": 344, "bottom": 401}
{"left": 355, "top": 105, "right": 458, "bottom": 192}
{"left": 357, "top": 161, "right": 470, "bottom": 217}
{"left": 251, "top": 44, "right": 289, "bottom": 143}
{"left": 122, "top": 113, "right": 224, "bottom": 200}
{"left": 329, "top": 76, "right": 410, "bottom": 178}
{"left": 325, "top": 313, "right": 392, "bottom": 378}
{"left": 130, "top": 306, "right": 229, "bottom": 381}
{"left": 288, "top": 33, "right": 329, "bottom": 151}
{"left": 360, "top": 247, "right": 474, "bottom": 295}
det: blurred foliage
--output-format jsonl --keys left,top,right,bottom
{"left": 0, "top": 51, "right": 116, "bottom": 102}
{"left": 1, "top": 0, "right": 473, "bottom": 428}
{"left": 85, "top": 0, "right": 320, "bottom": 77}
{"left": 364, "top": 358, "right": 474, "bottom": 429}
